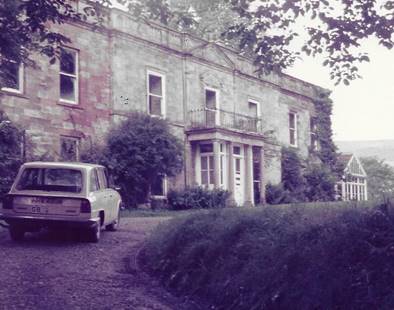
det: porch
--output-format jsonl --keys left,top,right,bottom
{"left": 185, "top": 127, "right": 265, "bottom": 206}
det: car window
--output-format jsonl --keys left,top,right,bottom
{"left": 90, "top": 169, "right": 100, "bottom": 192}
{"left": 17, "top": 168, "right": 83, "bottom": 193}
{"left": 97, "top": 168, "right": 108, "bottom": 189}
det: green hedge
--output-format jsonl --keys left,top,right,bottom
{"left": 167, "top": 187, "right": 230, "bottom": 210}
{"left": 141, "top": 202, "right": 394, "bottom": 309}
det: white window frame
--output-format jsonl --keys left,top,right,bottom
{"left": 147, "top": 70, "right": 166, "bottom": 118}
{"left": 196, "top": 143, "right": 215, "bottom": 189}
{"left": 59, "top": 47, "right": 79, "bottom": 105}
{"left": 204, "top": 87, "right": 220, "bottom": 125}
{"left": 2, "top": 62, "right": 24, "bottom": 94}
{"left": 289, "top": 112, "right": 298, "bottom": 147}
{"left": 151, "top": 175, "right": 168, "bottom": 199}
{"left": 310, "top": 116, "right": 318, "bottom": 151}
{"left": 247, "top": 99, "right": 261, "bottom": 118}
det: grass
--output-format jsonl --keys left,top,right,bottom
{"left": 140, "top": 200, "right": 394, "bottom": 309}
{"left": 120, "top": 208, "right": 201, "bottom": 218}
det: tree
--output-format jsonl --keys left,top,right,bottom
{"left": 281, "top": 147, "right": 306, "bottom": 202}
{"left": 360, "top": 157, "right": 394, "bottom": 201}
{"left": 0, "top": 0, "right": 111, "bottom": 88}
{"left": 304, "top": 163, "right": 337, "bottom": 202}
{"left": 98, "top": 112, "right": 183, "bottom": 207}
{"left": 122, "top": 0, "right": 394, "bottom": 85}
{"left": 0, "top": 111, "right": 24, "bottom": 198}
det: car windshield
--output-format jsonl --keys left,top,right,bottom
{"left": 16, "top": 168, "right": 83, "bottom": 193}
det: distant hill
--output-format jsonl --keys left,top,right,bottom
{"left": 336, "top": 140, "right": 394, "bottom": 167}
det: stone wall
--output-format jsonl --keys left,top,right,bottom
{"left": 0, "top": 6, "right": 326, "bottom": 191}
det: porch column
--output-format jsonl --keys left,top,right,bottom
{"left": 342, "top": 181, "right": 346, "bottom": 201}
{"left": 245, "top": 145, "right": 254, "bottom": 206}
{"left": 227, "top": 141, "right": 235, "bottom": 201}
{"left": 185, "top": 142, "right": 193, "bottom": 187}
{"left": 259, "top": 146, "right": 266, "bottom": 204}
{"left": 213, "top": 140, "right": 221, "bottom": 188}
{"left": 365, "top": 180, "right": 368, "bottom": 201}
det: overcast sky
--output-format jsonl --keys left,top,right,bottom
{"left": 287, "top": 38, "right": 394, "bottom": 142}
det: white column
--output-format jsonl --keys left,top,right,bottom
{"left": 245, "top": 145, "right": 254, "bottom": 206}
{"left": 227, "top": 142, "right": 234, "bottom": 201}
{"left": 213, "top": 140, "right": 221, "bottom": 189}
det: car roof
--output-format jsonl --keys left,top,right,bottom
{"left": 21, "top": 161, "right": 105, "bottom": 170}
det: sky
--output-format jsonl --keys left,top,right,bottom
{"left": 288, "top": 40, "right": 394, "bottom": 142}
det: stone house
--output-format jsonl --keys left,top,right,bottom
{"left": 337, "top": 154, "right": 368, "bottom": 201}
{"left": 0, "top": 5, "right": 326, "bottom": 206}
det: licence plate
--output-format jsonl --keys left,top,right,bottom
{"left": 31, "top": 206, "right": 49, "bottom": 214}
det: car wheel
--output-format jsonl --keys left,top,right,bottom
{"left": 9, "top": 225, "right": 25, "bottom": 242}
{"left": 88, "top": 222, "right": 101, "bottom": 243}
{"left": 106, "top": 210, "right": 120, "bottom": 232}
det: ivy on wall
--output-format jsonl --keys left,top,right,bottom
{"left": 313, "top": 90, "right": 344, "bottom": 177}
{"left": 266, "top": 91, "right": 343, "bottom": 204}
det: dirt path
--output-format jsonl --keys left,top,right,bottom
{"left": 0, "top": 217, "right": 199, "bottom": 310}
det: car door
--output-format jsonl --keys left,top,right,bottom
{"left": 97, "top": 167, "right": 114, "bottom": 223}
{"left": 90, "top": 168, "right": 107, "bottom": 218}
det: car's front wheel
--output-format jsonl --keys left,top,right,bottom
{"left": 9, "top": 225, "right": 25, "bottom": 242}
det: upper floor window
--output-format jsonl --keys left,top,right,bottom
{"left": 2, "top": 62, "right": 23, "bottom": 93}
{"left": 205, "top": 88, "right": 219, "bottom": 125}
{"left": 289, "top": 112, "right": 298, "bottom": 147}
{"left": 60, "top": 48, "right": 78, "bottom": 104}
{"left": 147, "top": 71, "right": 165, "bottom": 117}
{"left": 248, "top": 100, "right": 259, "bottom": 118}
{"left": 310, "top": 117, "right": 318, "bottom": 151}
{"left": 60, "top": 136, "right": 80, "bottom": 161}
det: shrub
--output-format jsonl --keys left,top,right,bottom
{"left": 141, "top": 202, "right": 394, "bottom": 309}
{"left": 80, "top": 112, "right": 183, "bottom": 208}
{"left": 167, "top": 187, "right": 230, "bottom": 210}
{"left": 0, "top": 112, "right": 23, "bottom": 198}
{"left": 265, "top": 183, "right": 294, "bottom": 204}
{"left": 304, "top": 163, "right": 337, "bottom": 201}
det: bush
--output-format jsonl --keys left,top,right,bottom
{"left": 141, "top": 202, "right": 394, "bottom": 309}
{"left": 0, "top": 112, "right": 23, "bottom": 198}
{"left": 265, "top": 183, "right": 294, "bottom": 204}
{"left": 167, "top": 187, "right": 230, "bottom": 210}
{"left": 80, "top": 112, "right": 183, "bottom": 208}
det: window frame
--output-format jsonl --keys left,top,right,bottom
{"left": 60, "top": 136, "right": 80, "bottom": 162}
{"left": 151, "top": 175, "right": 167, "bottom": 198}
{"left": 247, "top": 99, "right": 260, "bottom": 118}
{"left": 59, "top": 47, "right": 79, "bottom": 105}
{"left": 310, "top": 117, "right": 318, "bottom": 151}
{"left": 147, "top": 70, "right": 166, "bottom": 118}
{"left": 289, "top": 112, "right": 298, "bottom": 147}
{"left": 204, "top": 87, "right": 220, "bottom": 125}
{"left": 1, "top": 62, "right": 24, "bottom": 94}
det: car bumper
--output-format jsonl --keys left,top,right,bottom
{"left": 0, "top": 214, "right": 100, "bottom": 230}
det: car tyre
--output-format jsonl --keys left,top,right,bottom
{"left": 9, "top": 225, "right": 25, "bottom": 242}
{"left": 106, "top": 210, "right": 120, "bottom": 232}
{"left": 88, "top": 222, "right": 101, "bottom": 243}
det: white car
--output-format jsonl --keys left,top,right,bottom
{"left": 0, "top": 162, "right": 122, "bottom": 243}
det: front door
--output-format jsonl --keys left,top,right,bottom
{"left": 233, "top": 146, "right": 244, "bottom": 205}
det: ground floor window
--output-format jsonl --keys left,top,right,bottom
{"left": 60, "top": 136, "right": 80, "bottom": 161}
{"left": 151, "top": 175, "right": 166, "bottom": 197}
{"left": 252, "top": 146, "right": 261, "bottom": 205}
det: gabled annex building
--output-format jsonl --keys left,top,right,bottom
{"left": 337, "top": 154, "right": 368, "bottom": 201}
{"left": 0, "top": 2, "right": 326, "bottom": 206}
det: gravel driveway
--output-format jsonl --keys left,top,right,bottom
{"left": 0, "top": 217, "right": 199, "bottom": 310}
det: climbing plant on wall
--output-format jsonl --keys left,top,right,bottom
{"left": 313, "top": 90, "right": 344, "bottom": 177}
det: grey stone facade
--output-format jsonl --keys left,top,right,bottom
{"left": 0, "top": 5, "right": 326, "bottom": 205}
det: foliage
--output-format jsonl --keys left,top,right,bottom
{"left": 141, "top": 202, "right": 394, "bottom": 309}
{"left": 0, "top": 111, "right": 23, "bottom": 198}
{"left": 167, "top": 187, "right": 230, "bottom": 210}
{"left": 281, "top": 147, "right": 306, "bottom": 202}
{"left": 122, "top": 0, "right": 394, "bottom": 85}
{"left": 81, "top": 112, "right": 183, "bottom": 208}
{"left": 0, "top": 0, "right": 111, "bottom": 87}
{"left": 361, "top": 156, "right": 394, "bottom": 201}
{"left": 223, "top": 0, "right": 394, "bottom": 84}
{"left": 313, "top": 91, "right": 343, "bottom": 177}
{"left": 265, "top": 183, "right": 294, "bottom": 204}
{"left": 304, "top": 163, "right": 337, "bottom": 201}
